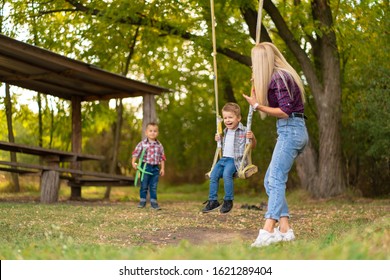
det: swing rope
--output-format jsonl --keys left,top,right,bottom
{"left": 256, "top": 0, "right": 264, "bottom": 45}
{"left": 237, "top": 0, "right": 264, "bottom": 179}
{"left": 206, "top": 0, "right": 264, "bottom": 179}
{"left": 205, "top": 0, "right": 223, "bottom": 178}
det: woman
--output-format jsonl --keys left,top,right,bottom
{"left": 243, "top": 42, "right": 308, "bottom": 247}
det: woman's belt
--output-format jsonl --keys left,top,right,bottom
{"left": 289, "top": 112, "right": 307, "bottom": 119}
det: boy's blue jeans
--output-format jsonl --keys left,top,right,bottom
{"left": 140, "top": 164, "right": 160, "bottom": 202}
{"left": 209, "top": 157, "right": 236, "bottom": 201}
{"left": 264, "top": 117, "right": 308, "bottom": 221}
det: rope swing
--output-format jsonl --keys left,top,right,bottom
{"left": 205, "top": 0, "right": 223, "bottom": 179}
{"left": 206, "top": 0, "right": 264, "bottom": 179}
{"left": 237, "top": 0, "right": 264, "bottom": 179}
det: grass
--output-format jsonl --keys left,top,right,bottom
{"left": 0, "top": 177, "right": 389, "bottom": 260}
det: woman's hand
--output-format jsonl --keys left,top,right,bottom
{"left": 242, "top": 93, "right": 257, "bottom": 108}
{"left": 215, "top": 134, "right": 221, "bottom": 142}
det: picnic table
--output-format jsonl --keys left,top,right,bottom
{"left": 0, "top": 141, "right": 134, "bottom": 203}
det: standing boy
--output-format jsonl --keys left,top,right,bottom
{"left": 132, "top": 122, "right": 166, "bottom": 210}
{"left": 203, "top": 102, "right": 256, "bottom": 214}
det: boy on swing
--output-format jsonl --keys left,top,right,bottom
{"left": 203, "top": 102, "right": 256, "bottom": 213}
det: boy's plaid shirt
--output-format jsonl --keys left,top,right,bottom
{"left": 132, "top": 138, "right": 166, "bottom": 165}
{"left": 221, "top": 122, "right": 248, "bottom": 171}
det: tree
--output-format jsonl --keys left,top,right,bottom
{"left": 4, "top": 84, "right": 20, "bottom": 192}
{"left": 338, "top": 0, "right": 389, "bottom": 196}
{"left": 1, "top": 0, "right": 387, "bottom": 198}
{"left": 259, "top": 0, "right": 346, "bottom": 198}
{"left": 59, "top": 0, "right": 346, "bottom": 198}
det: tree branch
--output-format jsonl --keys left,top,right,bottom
{"left": 38, "top": 9, "right": 77, "bottom": 15}
{"left": 218, "top": 47, "right": 251, "bottom": 66}
{"left": 63, "top": 0, "right": 251, "bottom": 65}
{"left": 64, "top": 0, "right": 100, "bottom": 15}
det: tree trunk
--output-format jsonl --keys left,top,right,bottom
{"left": 70, "top": 96, "right": 82, "bottom": 200}
{"left": 310, "top": 0, "right": 346, "bottom": 197}
{"left": 296, "top": 139, "right": 317, "bottom": 192}
{"left": 4, "top": 84, "right": 20, "bottom": 192}
{"left": 260, "top": 0, "right": 347, "bottom": 198}
{"left": 314, "top": 69, "right": 346, "bottom": 197}
{"left": 104, "top": 99, "right": 123, "bottom": 199}
{"left": 222, "top": 74, "right": 237, "bottom": 103}
{"left": 104, "top": 29, "right": 138, "bottom": 199}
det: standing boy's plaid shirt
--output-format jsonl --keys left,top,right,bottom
{"left": 221, "top": 122, "right": 248, "bottom": 171}
{"left": 132, "top": 139, "right": 166, "bottom": 165}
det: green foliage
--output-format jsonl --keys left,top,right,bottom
{"left": 0, "top": 0, "right": 389, "bottom": 196}
{"left": 339, "top": 0, "right": 389, "bottom": 196}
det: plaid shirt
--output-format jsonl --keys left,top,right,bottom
{"left": 268, "top": 71, "right": 304, "bottom": 115}
{"left": 132, "top": 138, "right": 166, "bottom": 165}
{"left": 221, "top": 122, "right": 248, "bottom": 171}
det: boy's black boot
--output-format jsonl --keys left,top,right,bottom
{"left": 220, "top": 200, "right": 233, "bottom": 213}
{"left": 202, "top": 200, "right": 221, "bottom": 213}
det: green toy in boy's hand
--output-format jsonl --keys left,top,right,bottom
{"left": 134, "top": 148, "right": 153, "bottom": 186}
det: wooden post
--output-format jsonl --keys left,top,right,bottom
{"left": 142, "top": 94, "right": 156, "bottom": 135}
{"left": 70, "top": 96, "right": 82, "bottom": 200}
{"left": 40, "top": 156, "right": 60, "bottom": 203}
{"left": 40, "top": 171, "right": 60, "bottom": 203}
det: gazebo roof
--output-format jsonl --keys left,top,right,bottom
{"left": 0, "top": 34, "right": 167, "bottom": 101}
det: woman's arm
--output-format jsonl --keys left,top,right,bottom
{"left": 255, "top": 104, "right": 289, "bottom": 119}
{"left": 242, "top": 94, "right": 289, "bottom": 119}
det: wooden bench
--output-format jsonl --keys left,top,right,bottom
{"left": 68, "top": 177, "right": 134, "bottom": 187}
{"left": 0, "top": 160, "right": 133, "bottom": 184}
{"left": 0, "top": 165, "right": 39, "bottom": 175}
{"left": 0, "top": 141, "right": 134, "bottom": 203}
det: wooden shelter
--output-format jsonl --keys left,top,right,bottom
{"left": 0, "top": 34, "right": 168, "bottom": 198}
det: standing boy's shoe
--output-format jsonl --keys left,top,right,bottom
{"left": 137, "top": 201, "right": 146, "bottom": 208}
{"left": 251, "top": 229, "right": 282, "bottom": 247}
{"left": 151, "top": 201, "right": 161, "bottom": 210}
{"left": 275, "top": 226, "right": 295, "bottom": 242}
{"left": 220, "top": 200, "right": 233, "bottom": 213}
{"left": 202, "top": 200, "right": 220, "bottom": 213}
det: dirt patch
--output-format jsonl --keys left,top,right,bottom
{"left": 140, "top": 226, "right": 257, "bottom": 246}
{"left": 116, "top": 201, "right": 264, "bottom": 246}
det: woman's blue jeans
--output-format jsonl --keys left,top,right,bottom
{"left": 264, "top": 117, "right": 308, "bottom": 221}
{"left": 140, "top": 164, "right": 160, "bottom": 202}
{"left": 209, "top": 157, "right": 236, "bottom": 201}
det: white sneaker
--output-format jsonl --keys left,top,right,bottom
{"left": 275, "top": 226, "right": 295, "bottom": 242}
{"left": 251, "top": 229, "right": 282, "bottom": 247}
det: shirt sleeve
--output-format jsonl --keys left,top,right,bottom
{"left": 160, "top": 145, "right": 166, "bottom": 162}
{"left": 132, "top": 142, "right": 143, "bottom": 158}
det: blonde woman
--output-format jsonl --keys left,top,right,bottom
{"left": 243, "top": 42, "right": 308, "bottom": 247}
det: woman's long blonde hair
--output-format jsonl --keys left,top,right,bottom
{"left": 251, "top": 42, "right": 305, "bottom": 119}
